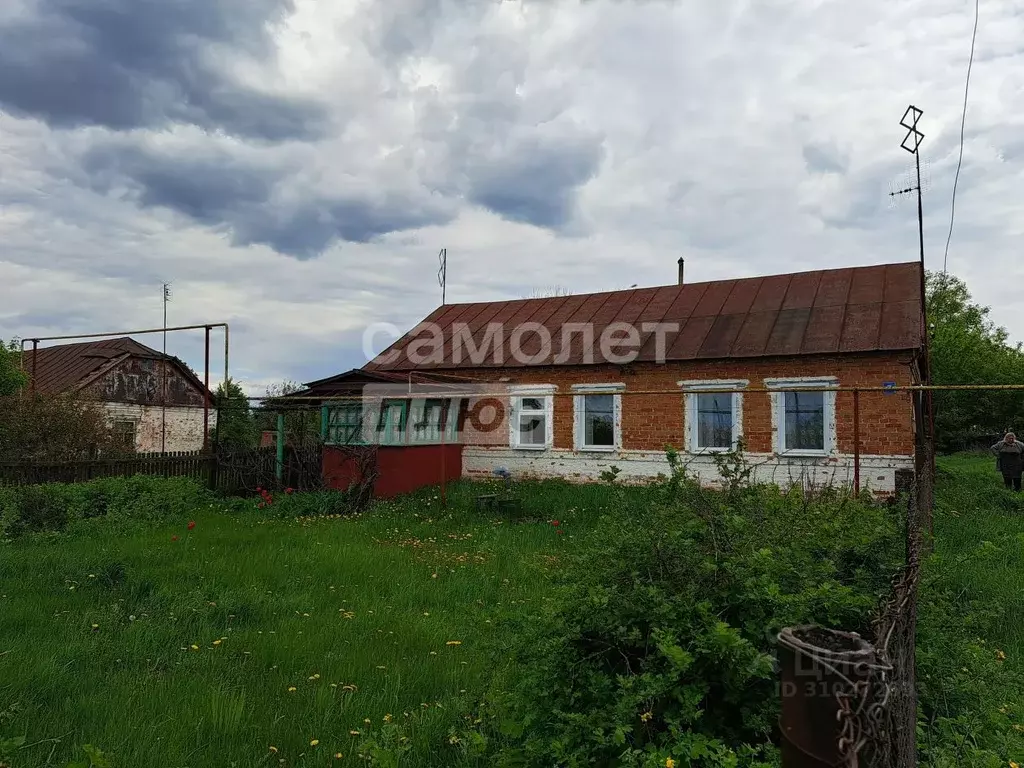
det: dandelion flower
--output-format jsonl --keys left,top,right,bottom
{"left": 666, "top": 759, "right": 676, "bottom": 768}
{"left": 213, "top": 640, "right": 222, "bottom": 646}
{"left": 349, "top": 730, "right": 360, "bottom": 736}
{"left": 288, "top": 686, "right": 297, "bottom": 692}
{"left": 384, "top": 714, "right": 392, "bottom": 722}
{"left": 190, "top": 644, "right": 199, "bottom": 651}
{"left": 269, "top": 746, "right": 278, "bottom": 753}
{"left": 310, "top": 739, "right": 319, "bottom": 746}
{"left": 1011, "top": 762, "right": 1020, "bottom": 768}
{"left": 363, "top": 718, "right": 371, "bottom": 724}
{"left": 91, "top": 624, "right": 99, "bottom": 630}
{"left": 997, "top": 650, "right": 1007, "bottom": 661}
{"left": 641, "top": 711, "right": 652, "bottom": 722}
{"left": 446, "top": 640, "right": 462, "bottom": 646}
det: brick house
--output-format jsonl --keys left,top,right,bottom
{"left": 307, "top": 261, "right": 924, "bottom": 496}
{"left": 25, "top": 337, "right": 216, "bottom": 453}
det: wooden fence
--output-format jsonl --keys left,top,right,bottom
{"left": 0, "top": 446, "right": 324, "bottom": 494}
{"left": 0, "top": 451, "right": 214, "bottom": 486}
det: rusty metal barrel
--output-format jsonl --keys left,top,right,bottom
{"left": 777, "top": 625, "right": 879, "bottom": 767}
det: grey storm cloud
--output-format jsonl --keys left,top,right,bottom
{"left": 0, "top": 0, "right": 327, "bottom": 140}
{"left": 466, "top": 131, "right": 606, "bottom": 229}
{"left": 80, "top": 142, "right": 457, "bottom": 258}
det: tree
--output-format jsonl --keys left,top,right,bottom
{"left": 521, "top": 285, "right": 573, "bottom": 299}
{"left": 257, "top": 379, "right": 322, "bottom": 447}
{"left": 0, "top": 339, "right": 28, "bottom": 396}
{"left": 214, "top": 378, "right": 255, "bottom": 450}
{"left": 927, "top": 272, "right": 1024, "bottom": 451}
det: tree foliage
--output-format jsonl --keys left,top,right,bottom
{"left": 213, "top": 378, "right": 255, "bottom": 451}
{"left": 0, "top": 393, "right": 123, "bottom": 462}
{"left": 0, "top": 339, "right": 28, "bottom": 396}
{"left": 927, "top": 272, "right": 1024, "bottom": 451}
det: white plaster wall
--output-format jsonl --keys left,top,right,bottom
{"left": 104, "top": 403, "right": 217, "bottom": 453}
{"left": 463, "top": 446, "right": 914, "bottom": 496}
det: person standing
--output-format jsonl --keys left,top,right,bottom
{"left": 992, "top": 432, "right": 1024, "bottom": 491}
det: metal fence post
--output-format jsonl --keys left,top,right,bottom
{"left": 276, "top": 412, "right": 285, "bottom": 484}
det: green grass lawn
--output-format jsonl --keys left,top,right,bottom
{"left": 0, "top": 480, "right": 631, "bottom": 768}
{"left": 919, "top": 453, "right": 1024, "bottom": 765}
{"left": 4, "top": 459, "right": 1024, "bottom": 767}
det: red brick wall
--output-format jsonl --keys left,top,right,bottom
{"left": 444, "top": 353, "right": 916, "bottom": 456}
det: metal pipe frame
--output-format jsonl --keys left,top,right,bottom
{"left": 19, "top": 322, "right": 230, "bottom": 400}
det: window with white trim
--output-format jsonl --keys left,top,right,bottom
{"left": 765, "top": 377, "right": 838, "bottom": 456}
{"left": 679, "top": 379, "right": 747, "bottom": 452}
{"left": 572, "top": 383, "right": 624, "bottom": 451}
{"left": 509, "top": 385, "right": 554, "bottom": 449}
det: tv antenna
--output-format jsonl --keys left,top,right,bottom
{"left": 437, "top": 248, "right": 447, "bottom": 305}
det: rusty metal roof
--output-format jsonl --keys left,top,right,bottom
{"left": 22, "top": 337, "right": 209, "bottom": 396}
{"left": 367, "top": 261, "right": 924, "bottom": 371}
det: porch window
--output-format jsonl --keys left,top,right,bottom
{"left": 326, "top": 404, "right": 364, "bottom": 445}
{"left": 509, "top": 385, "right": 555, "bottom": 450}
{"left": 377, "top": 400, "right": 408, "bottom": 445}
{"left": 572, "top": 383, "right": 624, "bottom": 452}
{"left": 765, "top": 377, "right": 838, "bottom": 456}
{"left": 411, "top": 398, "right": 452, "bottom": 443}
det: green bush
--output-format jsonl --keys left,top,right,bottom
{"left": 473, "top": 458, "right": 902, "bottom": 767}
{"left": 0, "top": 476, "right": 216, "bottom": 539}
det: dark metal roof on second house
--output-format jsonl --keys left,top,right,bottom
{"left": 23, "top": 337, "right": 209, "bottom": 396}
{"left": 366, "top": 261, "right": 924, "bottom": 371}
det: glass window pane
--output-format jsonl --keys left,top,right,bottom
{"left": 584, "top": 394, "right": 614, "bottom": 447}
{"left": 518, "top": 415, "right": 546, "bottom": 446}
{"left": 329, "top": 405, "right": 363, "bottom": 444}
{"left": 785, "top": 391, "right": 824, "bottom": 450}
{"left": 378, "top": 401, "right": 406, "bottom": 444}
{"left": 696, "top": 393, "right": 732, "bottom": 448}
{"left": 520, "top": 397, "right": 544, "bottom": 411}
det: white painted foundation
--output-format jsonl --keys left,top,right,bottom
{"left": 463, "top": 446, "right": 914, "bottom": 496}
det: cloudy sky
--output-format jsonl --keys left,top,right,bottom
{"left": 0, "top": 0, "right": 1016, "bottom": 394}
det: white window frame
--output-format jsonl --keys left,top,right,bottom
{"left": 572, "top": 383, "right": 624, "bottom": 453}
{"left": 508, "top": 385, "right": 555, "bottom": 450}
{"left": 765, "top": 376, "right": 838, "bottom": 457}
{"left": 678, "top": 379, "right": 748, "bottom": 453}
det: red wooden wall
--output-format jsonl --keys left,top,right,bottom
{"left": 322, "top": 444, "right": 463, "bottom": 499}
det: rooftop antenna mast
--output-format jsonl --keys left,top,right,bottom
{"left": 892, "top": 105, "right": 935, "bottom": 481}
{"left": 161, "top": 282, "right": 171, "bottom": 454}
{"left": 437, "top": 248, "right": 447, "bottom": 305}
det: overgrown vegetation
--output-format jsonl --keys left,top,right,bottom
{"left": 928, "top": 272, "right": 1024, "bottom": 451}
{"left": 455, "top": 450, "right": 902, "bottom": 767}
{"left": 915, "top": 454, "right": 1024, "bottom": 767}
{"left": 0, "top": 339, "right": 28, "bottom": 397}
{"left": 0, "top": 455, "right": 1019, "bottom": 766}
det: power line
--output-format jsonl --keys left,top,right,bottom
{"left": 942, "top": 0, "right": 980, "bottom": 275}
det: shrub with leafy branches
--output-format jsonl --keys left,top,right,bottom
{"left": 471, "top": 449, "right": 902, "bottom": 767}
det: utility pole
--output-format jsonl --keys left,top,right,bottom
{"left": 161, "top": 282, "right": 171, "bottom": 454}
